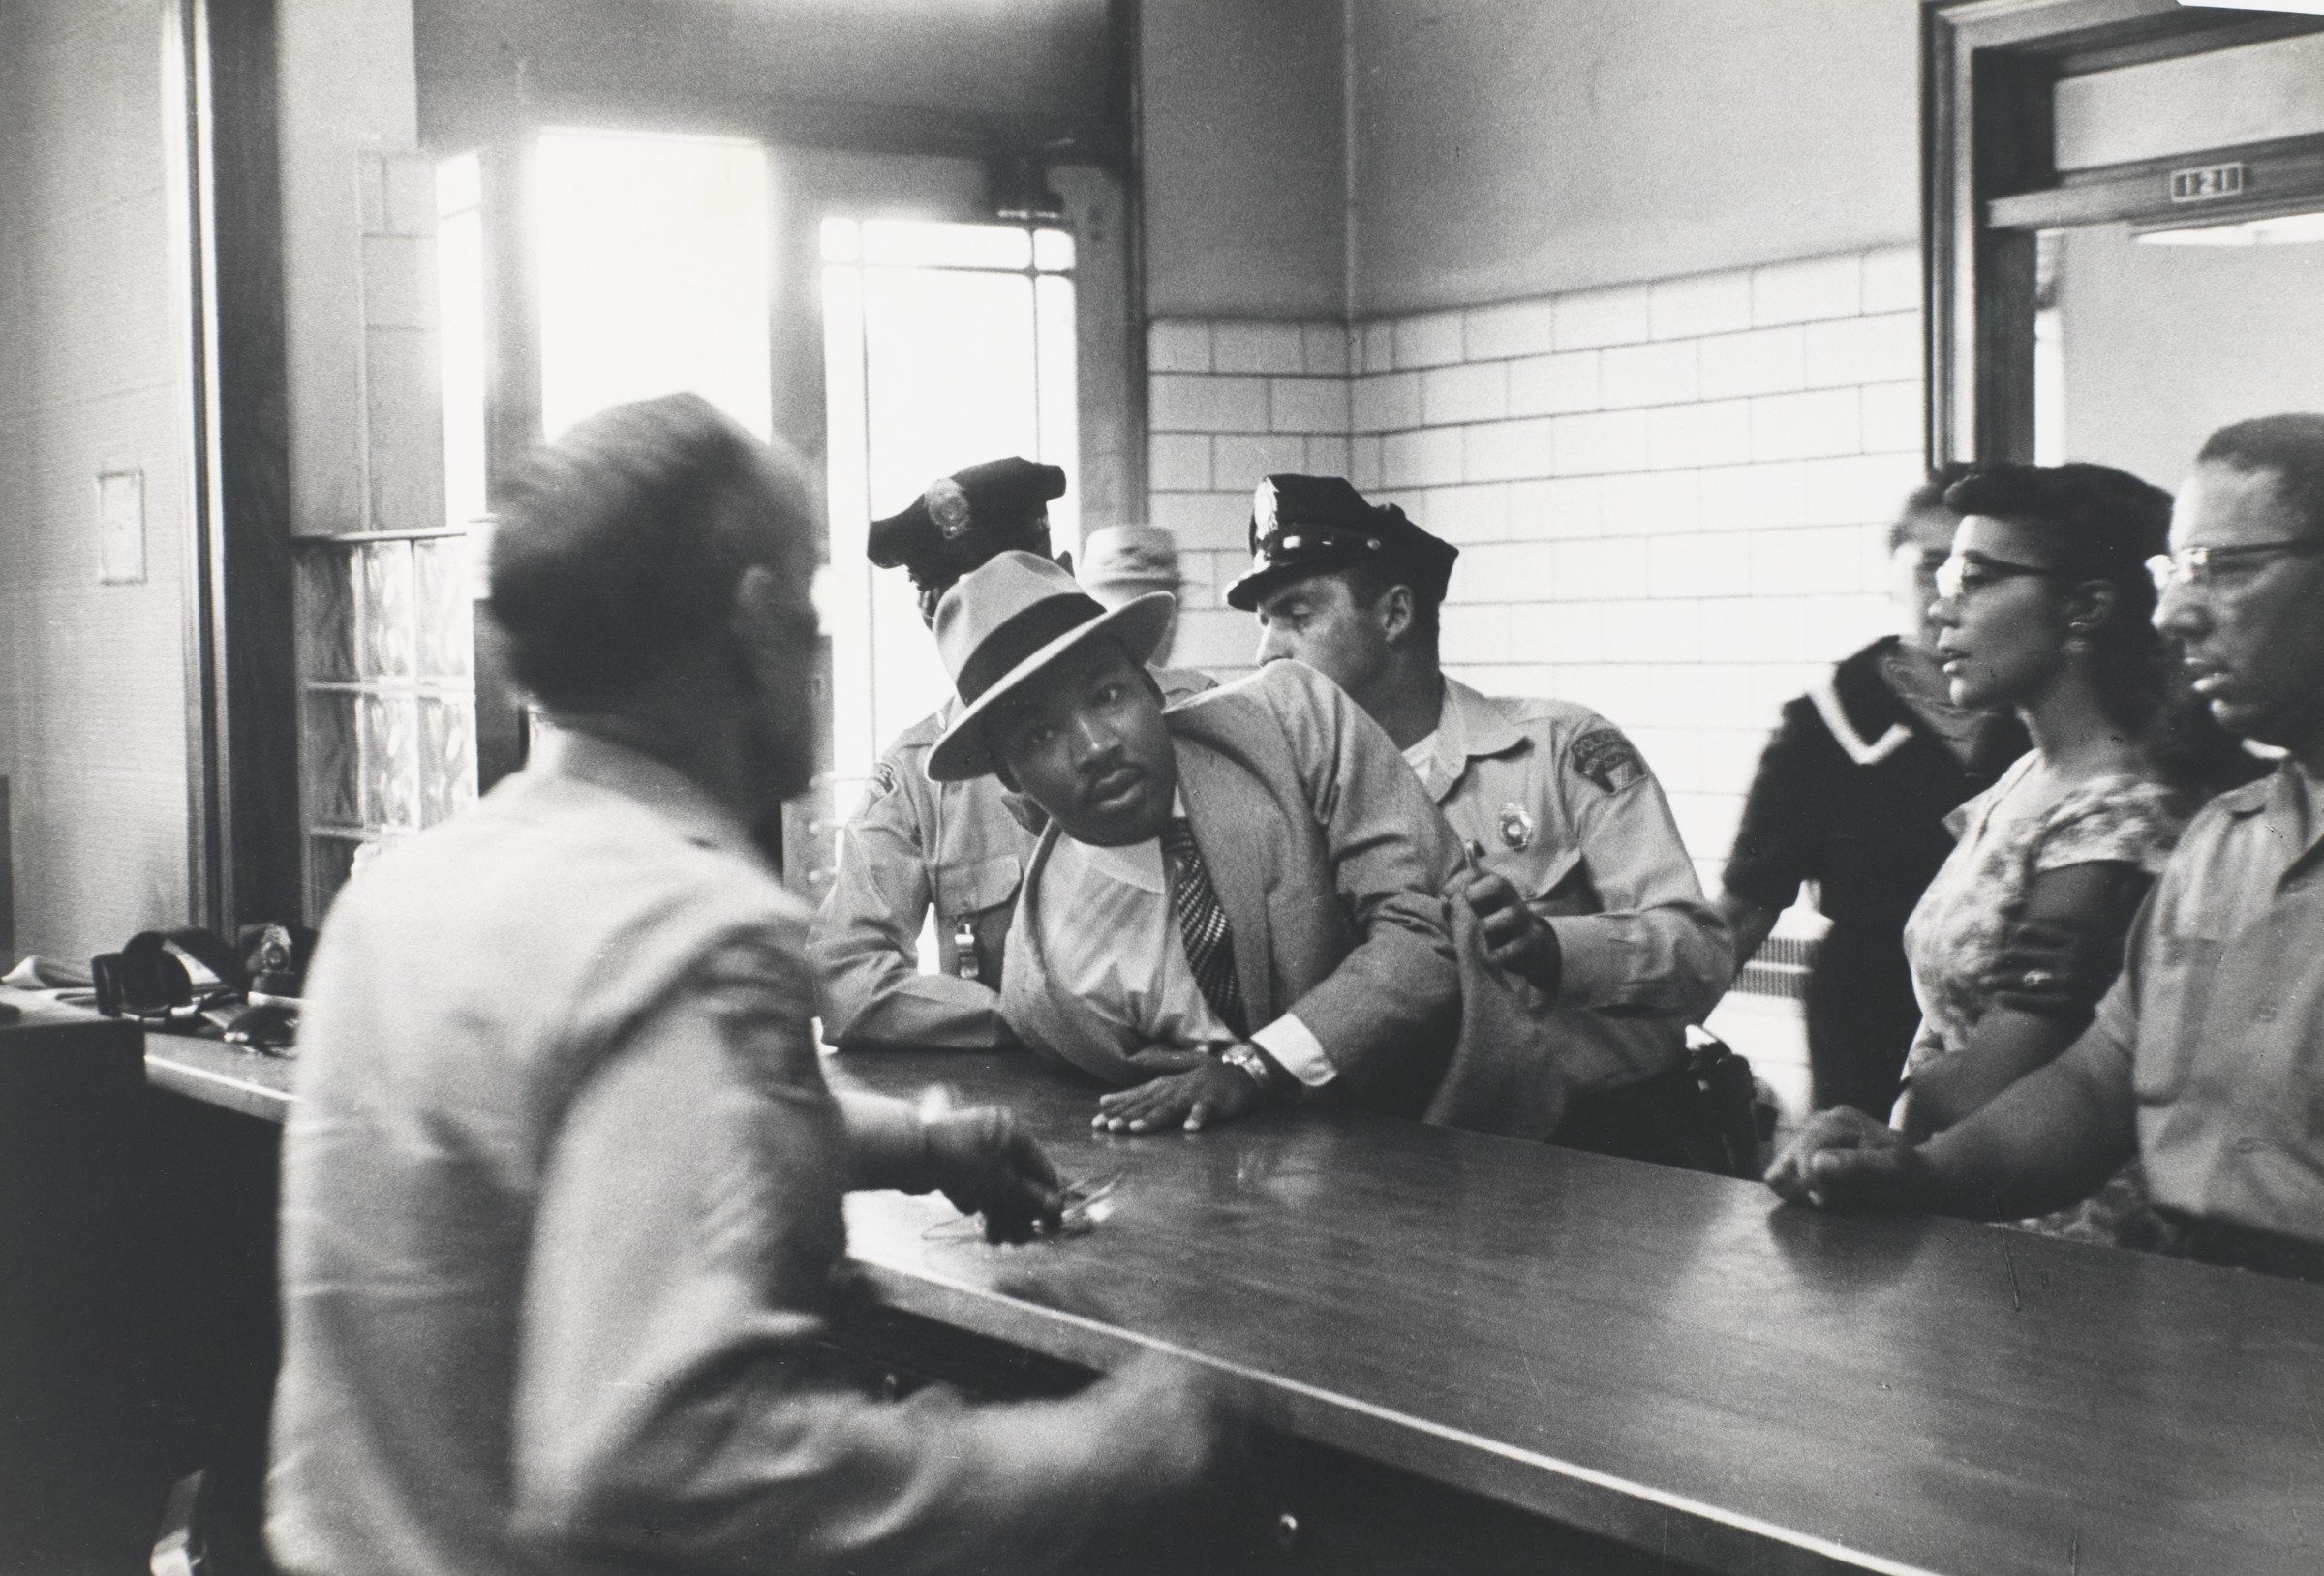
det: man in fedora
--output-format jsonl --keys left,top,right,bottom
{"left": 1233, "top": 475, "right": 1734, "bottom": 1169}
{"left": 920, "top": 550, "right": 1466, "bottom": 1133}
{"left": 812, "top": 459, "right": 1209, "bottom": 1051}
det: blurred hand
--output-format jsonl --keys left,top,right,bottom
{"left": 919, "top": 1102, "right": 1062, "bottom": 1243}
{"left": 1763, "top": 1106, "right": 1936, "bottom": 1212}
{"left": 1095, "top": 1052, "right": 1267, "bottom": 1134}
{"left": 1459, "top": 871, "right": 1563, "bottom": 994}
{"left": 1085, "top": 1349, "right": 1248, "bottom": 1500}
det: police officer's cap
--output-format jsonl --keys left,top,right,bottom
{"left": 867, "top": 457, "right": 1066, "bottom": 572}
{"left": 1223, "top": 474, "right": 1458, "bottom": 612}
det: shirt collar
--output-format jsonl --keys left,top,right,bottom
{"left": 1420, "top": 677, "right": 1525, "bottom": 802}
{"left": 1074, "top": 787, "right": 1186, "bottom": 894}
{"left": 2219, "top": 757, "right": 2324, "bottom": 867}
{"left": 529, "top": 725, "right": 757, "bottom": 856}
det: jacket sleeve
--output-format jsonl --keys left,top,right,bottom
{"left": 1263, "top": 663, "right": 1463, "bottom": 1097}
{"left": 1722, "top": 700, "right": 1821, "bottom": 912}
{"left": 810, "top": 754, "right": 1012, "bottom": 1050}
{"left": 1544, "top": 719, "right": 1734, "bottom": 1022}
{"left": 510, "top": 935, "right": 1176, "bottom": 1576}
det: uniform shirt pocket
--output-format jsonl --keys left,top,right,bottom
{"left": 1512, "top": 845, "right": 1590, "bottom": 917}
{"left": 934, "top": 853, "right": 1023, "bottom": 922}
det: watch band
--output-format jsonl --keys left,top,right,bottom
{"left": 1219, "top": 1041, "right": 1279, "bottom": 1095}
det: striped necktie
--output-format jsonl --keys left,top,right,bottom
{"left": 1158, "top": 818, "right": 1247, "bottom": 1039}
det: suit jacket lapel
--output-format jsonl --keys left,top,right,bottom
{"left": 1173, "top": 739, "right": 1277, "bottom": 1026}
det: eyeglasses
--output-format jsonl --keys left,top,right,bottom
{"left": 1933, "top": 554, "right": 2062, "bottom": 602}
{"left": 2146, "top": 539, "right": 2324, "bottom": 591}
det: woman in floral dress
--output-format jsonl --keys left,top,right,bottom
{"left": 1888, "top": 463, "right": 2214, "bottom": 1242}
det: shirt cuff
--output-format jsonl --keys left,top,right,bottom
{"left": 1544, "top": 916, "right": 1626, "bottom": 1008}
{"left": 1250, "top": 1014, "right": 1336, "bottom": 1089}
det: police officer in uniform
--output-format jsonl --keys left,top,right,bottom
{"left": 811, "top": 459, "right": 1211, "bottom": 1048}
{"left": 1233, "top": 475, "right": 1734, "bottom": 1167}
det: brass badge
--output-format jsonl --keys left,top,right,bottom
{"left": 926, "top": 477, "right": 972, "bottom": 539}
{"left": 1251, "top": 477, "right": 1279, "bottom": 533}
{"left": 1498, "top": 803, "right": 1535, "bottom": 851}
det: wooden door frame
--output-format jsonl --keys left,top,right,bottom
{"left": 1923, "top": 0, "right": 2324, "bottom": 466}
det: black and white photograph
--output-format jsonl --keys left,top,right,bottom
{"left": 4, "top": 2, "right": 2323, "bottom": 1571}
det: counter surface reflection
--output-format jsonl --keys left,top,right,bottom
{"left": 832, "top": 1049, "right": 2324, "bottom": 1576}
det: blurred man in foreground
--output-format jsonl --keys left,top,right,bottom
{"left": 1767, "top": 415, "right": 2324, "bottom": 1284}
{"left": 269, "top": 396, "right": 1229, "bottom": 1575}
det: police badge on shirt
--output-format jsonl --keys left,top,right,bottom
{"left": 1570, "top": 726, "right": 1646, "bottom": 795}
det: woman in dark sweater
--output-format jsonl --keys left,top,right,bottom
{"left": 1719, "top": 470, "right": 2027, "bottom": 1118}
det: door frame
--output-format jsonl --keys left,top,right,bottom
{"left": 1923, "top": 0, "right": 2324, "bottom": 466}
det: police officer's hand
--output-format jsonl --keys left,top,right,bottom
{"left": 1095, "top": 1049, "right": 1269, "bottom": 1134}
{"left": 1763, "top": 1106, "right": 1937, "bottom": 1212}
{"left": 918, "top": 1100, "right": 1063, "bottom": 1243}
{"left": 1459, "top": 871, "right": 1564, "bottom": 996}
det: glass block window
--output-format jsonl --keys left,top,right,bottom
{"left": 294, "top": 530, "right": 478, "bottom": 921}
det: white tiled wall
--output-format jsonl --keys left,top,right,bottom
{"left": 1147, "top": 318, "right": 1357, "bottom": 677}
{"left": 1146, "top": 244, "right": 1926, "bottom": 901}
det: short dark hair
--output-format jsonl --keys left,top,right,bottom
{"left": 1339, "top": 558, "right": 1442, "bottom": 652}
{"left": 1944, "top": 460, "right": 2174, "bottom": 733}
{"left": 488, "top": 393, "right": 799, "bottom": 710}
{"left": 2195, "top": 413, "right": 2324, "bottom": 538}
{"left": 1891, "top": 461, "right": 1978, "bottom": 549}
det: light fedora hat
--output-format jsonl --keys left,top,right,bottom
{"left": 925, "top": 550, "right": 1177, "bottom": 782}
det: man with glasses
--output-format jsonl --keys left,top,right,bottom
{"left": 1766, "top": 414, "right": 2324, "bottom": 1284}
{"left": 1719, "top": 468, "right": 2027, "bottom": 1118}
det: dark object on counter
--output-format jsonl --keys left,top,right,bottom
{"left": 89, "top": 924, "right": 312, "bottom": 1052}
{"left": 91, "top": 929, "right": 248, "bottom": 1020}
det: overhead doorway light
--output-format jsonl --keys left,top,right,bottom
{"left": 2178, "top": 1, "right": 2324, "bottom": 13}
{"left": 2135, "top": 208, "right": 2324, "bottom": 245}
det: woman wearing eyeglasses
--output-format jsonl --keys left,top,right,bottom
{"left": 1889, "top": 462, "right": 2231, "bottom": 1239}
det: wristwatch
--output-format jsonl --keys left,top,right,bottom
{"left": 1218, "top": 1041, "right": 1281, "bottom": 1096}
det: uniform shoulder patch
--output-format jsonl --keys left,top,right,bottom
{"left": 849, "top": 759, "right": 901, "bottom": 823}
{"left": 1570, "top": 725, "right": 1646, "bottom": 795}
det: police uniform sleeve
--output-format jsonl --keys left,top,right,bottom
{"left": 810, "top": 748, "right": 1014, "bottom": 1049}
{"left": 510, "top": 931, "right": 1186, "bottom": 1576}
{"left": 1544, "top": 718, "right": 1734, "bottom": 1021}
{"left": 1722, "top": 699, "right": 1822, "bottom": 913}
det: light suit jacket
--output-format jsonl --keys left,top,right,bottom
{"left": 811, "top": 666, "right": 1211, "bottom": 1049}
{"left": 1002, "top": 661, "right": 1469, "bottom": 1115}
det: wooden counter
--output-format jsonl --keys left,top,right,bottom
{"left": 141, "top": 1028, "right": 295, "bottom": 1123}
{"left": 124, "top": 1020, "right": 2324, "bottom": 1575}
{"left": 828, "top": 1049, "right": 2324, "bottom": 1576}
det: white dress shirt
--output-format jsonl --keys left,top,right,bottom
{"left": 1031, "top": 792, "right": 1336, "bottom": 1087}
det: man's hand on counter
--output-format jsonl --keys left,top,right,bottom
{"left": 1764, "top": 1106, "right": 1939, "bottom": 1213}
{"left": 917, "top": 1096, "right": 1064, "bottom": 1243}
{"left": 1093, "top": 1046, "right": 1271, "bottom": 1135}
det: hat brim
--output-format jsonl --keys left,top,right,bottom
{"left": 925, "top": 591, "right": 1177, "bottom": 782}
{"left": 1224, "top": 551, "right": 1363, "bottom": 612}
